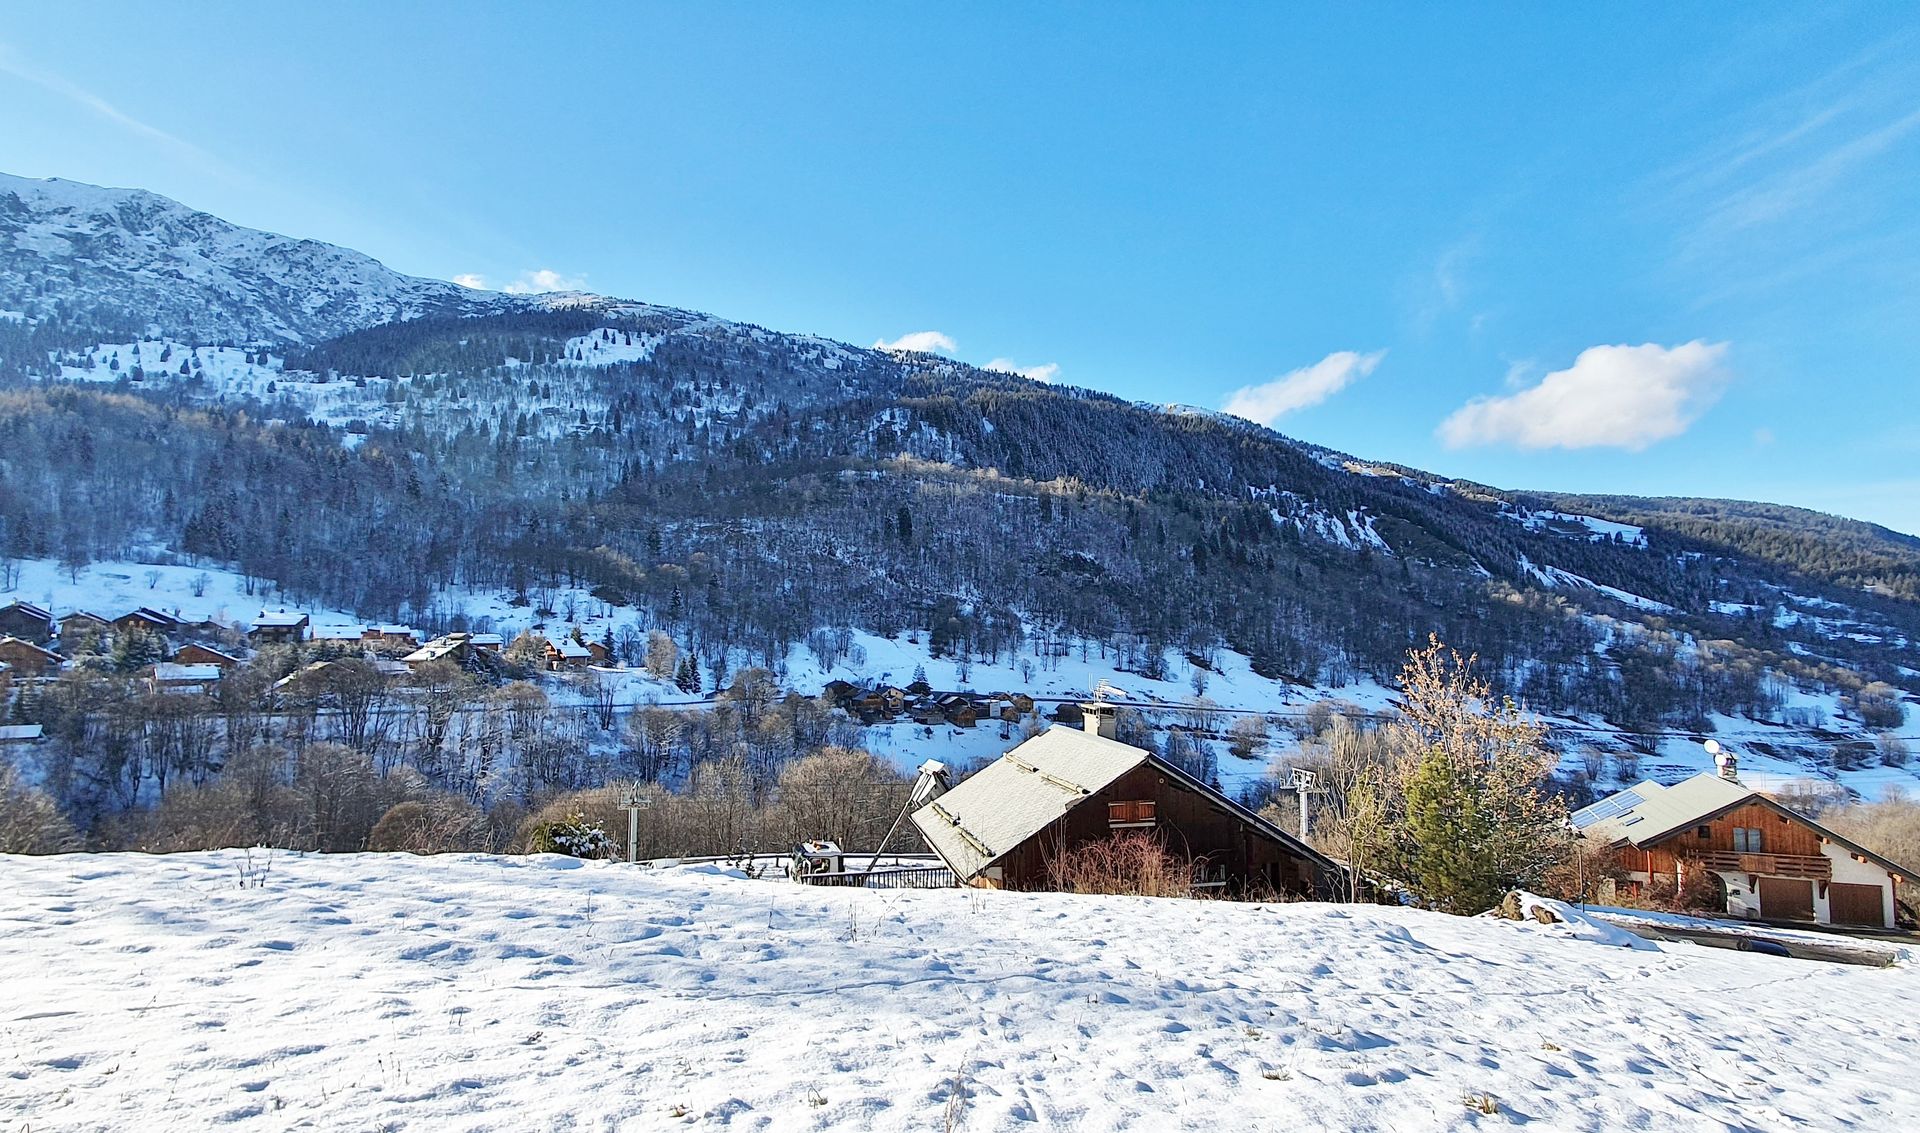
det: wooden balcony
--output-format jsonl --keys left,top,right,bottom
{"left": 1690, "top": 850, "right": 1830, "bottom": 880}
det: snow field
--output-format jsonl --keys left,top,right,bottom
{"left": 4, "top": 851, "right": 1919, "bottom": 1131}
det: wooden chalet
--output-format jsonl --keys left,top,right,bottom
{"left": 248, "top": 611, "right": 309, "bottom": 645}
{"left": 0, "top": 660, "right": 11, "bottom": 698}
{"left": 114, "top": 607, "right": 183, "bottom": 636}
{"left": 57, "top": 611, "right": 110, "bottom": 643}
{"left": 0, "top": 635, "right": 63, "bottom": 678}
{"left": 0, "top": 601, "right": 54, "bottom": 643}
{"left": 820, "top": 679, "right": 859, "bottom": 707}
{"left": 935, "top": 693, "right": 979, "bottom": 729}
{"left": 359, "top": 625, "right": 421, "bottom": 651}
{"left": 149, "top": 662, "right": 222, "bottom": 694}
{"left": 911, "top": 704, "right": 1340, "bottom": 897}
{"left": 586, "top": 640, "right": 614, "bottom": 666}
{"left": 1576, "top": 754, "right": 1920, "bottom": 929}
{"left": 468, "top": 633, "right": 504, "bottom": 653}
{"left": 546, "top": 637, "right": 592, "bottom": 671}
{"left": 401, "top": 633, "right": 472, "bottom": 669}
{"left": 173, "top": 643, "right": 242, "bottom": 670}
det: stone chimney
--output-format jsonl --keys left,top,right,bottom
{"left": 1080, "top": 701, "right": 1118, "bottom": 741}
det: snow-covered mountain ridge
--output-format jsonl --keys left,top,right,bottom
{"left": 0, "top": 172, "right": 537, "bottom": 343}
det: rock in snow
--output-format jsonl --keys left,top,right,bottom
{"left": 4, "top": 851, "right": 1918, "bottom": 1130}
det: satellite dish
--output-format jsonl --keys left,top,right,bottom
{"left": 1703, "top": 739, "right": 1722, "bottom": 756}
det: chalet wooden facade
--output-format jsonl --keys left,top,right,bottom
{"left": 57, "top": 611, "right": 110, "bottom": 643}
{"left": 249, "top": 611, "right": 309, "bottom": 645}
{"left": 113, "top": 608, "right": 182, "bottom": 637}
{"left": 1576, "top": 760, "right": 1919, "bottom": 929}
{"left": 911, "top": 705, "right": 1340, "bottom": 898}
{"left": 0, "top": 636, "right": 63, "bottom": 678}
{"left": 172, "top": 643, "right": 243, "bottom": 670}
{"left": 0, "top": 602, "right": 54, "bottom": 644}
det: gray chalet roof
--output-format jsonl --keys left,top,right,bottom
{"left": 910, "top": 726, "right": 1339, "bottom": 884}
{"left": 1573, "top": 774, "right": 1754, "bottom": 848}
{"left": 911, "top": 726, "right": 1147, "bottom": 880}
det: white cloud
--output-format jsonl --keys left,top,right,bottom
{"left": 503, "top": 269, "right": 587, "bottom": 295}
{"left": 1220, "top": 350, "right": 1385, "bottom": 426}
{"left": 1438, "top": 341, "right": 1730, "bottom": 451}
{"left": 450, "top": 269, "right": 589, "bottom": 295}
{"left": 872, "top": 330, "right": 957, "bottom": 355}
{"left": 985, "top": 358, "right": 1059, "bottom": 383}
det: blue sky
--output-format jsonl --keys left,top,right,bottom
{"left": 5, "top": 4, "right": 1919, "bottom": 532}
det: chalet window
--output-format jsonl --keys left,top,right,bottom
{"left": 1732, "top": 827, "right": 1764, "bottom": 853}
{"left": 1696, "top": 826, "right": 1711, "bottom": 839}
{"left": 1108, "top": 800, "right": 1157, "bottom": 827}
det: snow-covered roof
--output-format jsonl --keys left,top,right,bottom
{"left": 251, "top": 611, "right": 309, "bottom": 628}
{"left": 468, "top": 633, "right": 503, "bottom": 647}
{"left": 2, "top": 601, "right": 52, "bottom": 620}
{"left": 911, "top": 726, "right": 1149, "bottom": 881}
{"left": 0, "top": 724, "right": 44, "bottom": 742}
{"left": 153, "top": 663, "right": 222, "bottom": 682}
{"left": 552, "top": 638, "right": 590, "bottom": 658}
{"left": 1572, "top": 774, "right": 1751, "bottom": 848}
{"left": 0, "top": 635, "right": 61, "bottom": 660}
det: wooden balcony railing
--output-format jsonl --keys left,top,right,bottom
{"left": 1689, "top": 850, "right": 1830, "bottom": 880}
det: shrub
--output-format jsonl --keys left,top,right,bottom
{"left": 0, "top": 762, "right": 79, "bottom": 854}
{"left": 1045, "top": 832, "right": 1190, "bottom": 897}
{"left": 368, "top": 795, "right": 488, "bottom": 854}
{"left": 525, "top": 810, "right": 613, "bottom": 858}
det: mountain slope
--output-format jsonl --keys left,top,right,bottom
{"left": 2, "top": 172, "right": 1918, "bottom": 793}
{"left": 0, "top": 173, "right": 525, "bottom": 343}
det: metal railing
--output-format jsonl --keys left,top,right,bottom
{"left": 796, "top": 866, "right": 958, "bottom": 890}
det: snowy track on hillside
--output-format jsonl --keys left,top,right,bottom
{"left": 3, "top": 852, "right": 1917, "bottom": 1131}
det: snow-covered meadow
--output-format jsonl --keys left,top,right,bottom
{"left": 4, "top": 851, "right": 1918, "bottom": 1131}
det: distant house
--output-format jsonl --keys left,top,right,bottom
{"left": 57, "top": 611, "right": 111, "bottom": 643}
{"left": 1575, "top": 752, "right": 1920, "bottom": 929}
{"left": 0, "top": 601, "right": 54, "bottom": 644}
{"left": 363, "top": 625, "right": 421, "bottom": 651}
{"left": 0, "top": 636, "right": 63, "bottom": 679}
{"left": 876, "top": 685, "right": 909, "bottom": 712}
{"left": 911, "top": 704, "right": 1340, "bottom": 896}
{"left": 113, "top": 607, "right": 182, "bottom": 637}
{"left": 173, "top": 643, "right": 243, "bottom": 670}
{"left": 150, "top": 662, "right": 222, "bottom": 694}
{"left": 468, "top": 633, "right": 504, "bottom": 653}
{"left": 311, "top": 624, "right": 369, "bottom": 648}
{"left": 401, "top": 633, "right": 472, "bottom": 669}
{"left": 0, "top": 660, "right": 11, "bottom": 697}
{"left": 546, "top": 637, "right": 592, "bottom": 671}
{"left": 935, "top": 693, "right": 979, "bottom": 729}
{"left": 248, "top": 611, "right": 309, "bottom": 645}
{"left": 820, "top": 679, "right": 859, "bottom": 706}
{"left": 586, "top": 640, "right": 614, "bottom": 666}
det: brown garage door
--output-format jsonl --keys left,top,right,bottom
{"left": 1758, "top": 877, "right": 1815, "bottom": 922}
{"left": 1828, "top": 882, "right": 1886, "bottom": 927}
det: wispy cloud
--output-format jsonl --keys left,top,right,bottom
{"left": 451, "top": 269, "right": 588, "bottom": 294}
{"left": 1438, "top": 341, "right": 1730, "bottom": 451}
{"left": 872, "top": 330, "right": 957, "bottom": 355}
{"left": 0, "top": 45, "right": 239, "bottom": 181}
{"left": 984, "top": 358, "right": 1058, "bottom": 383}
{"left": 1221, "top": 350, "right": 1384, "bottom": 427}
{"left": 1646, "top": 34, "right": 1920, "bottom": 303}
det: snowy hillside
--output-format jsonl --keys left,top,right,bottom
{"left": 4, "top": 851, "right": 1917, "bottom": 1131}
{"left": 0, "top": 173, "right": 526, "bottom": 343}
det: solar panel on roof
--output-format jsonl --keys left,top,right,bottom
{"left": 1570, "top": 789, "right": 1643, "bottom": 829}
